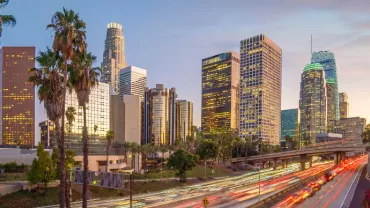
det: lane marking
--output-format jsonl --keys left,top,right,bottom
{"left": 339, "top": 162, "right": 366, "bottom": 208}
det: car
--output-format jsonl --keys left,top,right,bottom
{"left": 325, "top": 172, "right": 334, "bottom": 181}
{"left": 301, "top": 187, "right": 314, "bottom": 198}
{"left": 317, "top": 176, "right": 327, "bottom": 185}
{"left": 291, "top": 192, "right": 304, "bottom": 203}
{"left": 307, "top": 182, "right": 320, "bottom": 191}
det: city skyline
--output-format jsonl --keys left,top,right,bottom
{"left": 1, "top": 1, "right": 369, "bottom": 143}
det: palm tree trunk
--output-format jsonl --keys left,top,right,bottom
{"left": 82, "top": 104, "right": 89, "bottom": 208}
{"left": 106, "top": 140, "right": 110, "bottom": 172}
{"left": 55, "top": 118, "right": 66, "bottom": 208}
{"left": 244, "top": 143, "right": 247, "bottom": 166}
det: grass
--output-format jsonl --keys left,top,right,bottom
{"left": 133, "top": 165, "right": 233, "bottom": 180}
{"left": 0, "top": 173, "right": 27, "bottom": 181}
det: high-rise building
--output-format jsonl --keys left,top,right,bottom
{"left": 339, "top": 92, "right": 349, "bottom": 119}
{"left": 299, "top": 63, "right": 327, "bottom": 145}
{"left": 311, "top": 51, "right": 339, "bottom": 131}
{"left": 201, "top": 52, "right": 240, "bottom": 135}
{"left": 334, "top": 117, "right": 366, "bottom": 144}
{"left": 176, "top": 100, "right": 193, "bottom": 141}
{"left": 0, "top": 47, "right": 35, "bottom": 146}
{"left": 123, "top": 95, "right": 141, "bottom": 144}
{"left": 101, "top": 22, "right": 127, "bottom": 93}
{"left": 119, "top": 66, "right": 147, "bottom": 100}
{"left": 64, "top": 82, "right": 110, "bottom": 154}
{"left": 239, "top": 34, "right": 282, "bottom": 145}
{"left": 281, "top": 109, "right": 300, "bottom": 143}
{"left": 110, "top": 94, "right": 125, "bottom": 144}
{"left": 39, "top": 120, "right": 54, "bottom": 147}
{"left": 143, "top": 84, "right": 177, "bottom": 145}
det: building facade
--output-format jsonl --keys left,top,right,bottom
{"left": 101, "top": 22, "right": 127, "bottom": 93}
{"left": 64, "top": 82, "right": 110, "bottom": 154}
{"left": 299, "top": 63, "right": 327, "bottom": 145}
{"left": 119, "top": 66, "right": 147, "bottom": 100}
{"left": 201, "top": 52, "right": 240, "bottom": 135}
{"left": 333, "top": 117, "right": 366, "bottom": 144}
{"left": 110, "top": 94, "right": 125, "bottom": 144}
{"left": 311, "top": 51, "right": 339, "bottom": 131}
{"left": 39, "top": 120, "right": 55, "bottom": 147}
{"left": 239, "top": 34, "right": 282, "bottom": 145}
{"left": 0, "top": 47, "right": 35, "bottom": 146}
{"left": 123, "top": 95, "right": 141, "bottom": 144}
{"left": 176, "top": 100, "right": 193, "bottom": 141}
{"left": 339, "top": 92, "right": 349, "bottom": 119}
{"left": 281, "top": 109, "right": 300, "bottom": 142}
{"left": 143, "top": 84, "right": 177, "bottom": 145}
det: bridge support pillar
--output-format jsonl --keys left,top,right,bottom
{"left": 273, "top": 159, "right": 277, "bottom": 170}
{"left": 308, "top": 156, "right": 312, "bottom": 168}
{"left": 262, "top": 161, "right": 267, "bottom": 169}
{"left": 300, "top": 155, "right": 307, "bottom": 171}
{"left": 334, "top": 152, "right": 343, "bottom": 166}
{"left": 282, "top": 159, "right": 287, "bottom": 168}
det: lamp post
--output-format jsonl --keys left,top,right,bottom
{"left": 245, "top": 163, "right": 261, "bottom": 202}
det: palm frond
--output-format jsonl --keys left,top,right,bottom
{"left": 0, "top": 15, "right": 16, "bottom": 26}
{"left": 0, "top": 0, "right": 9, "bottom": 8}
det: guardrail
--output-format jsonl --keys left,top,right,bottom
{"left": 247, "top": 167, "right": 334, "bottom": 208}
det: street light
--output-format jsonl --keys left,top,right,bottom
{"left": 244, "top": 163, "right": 261, "bottom": 202}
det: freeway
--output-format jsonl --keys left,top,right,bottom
{"left": 61, "top": 161, "right": 332, "bottom": 208}
{"left": 273, "top": 155, "right": 367, "bottom": 208}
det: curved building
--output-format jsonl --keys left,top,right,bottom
{"left": 101, "top": 22, "right": 127, "bottom": 93}
{"left": 299, "top": 63, "right": 327, "bottom": 146}
{"left": 311, "top": 51, "right": 339, "bottom": 131}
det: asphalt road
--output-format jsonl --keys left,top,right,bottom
{"left": 349, "top": 164, "right": 370, "bottom": 208}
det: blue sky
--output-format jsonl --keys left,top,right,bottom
{"left": 1, "top": 0, "right": 370, "bottom": 143}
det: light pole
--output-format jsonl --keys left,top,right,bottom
{"left": 245, "top": 163, "right": 261, "bottom": 202}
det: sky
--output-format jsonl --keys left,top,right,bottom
{"left": 1, "top": 0, "right": 370, "bottom": 143}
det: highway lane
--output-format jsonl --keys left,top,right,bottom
{"left": 273, "top": 156, "right": 367, "bottom": 208}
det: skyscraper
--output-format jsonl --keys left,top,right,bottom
{"left": 239, "top": 34, "right": 282, "bottom": 145}
{"left": 281, "top": 109, "right": 300, "bottom": 143}
{"left": 176, "top": 100, "right": 193, "bottom": 141}
{"left": 339, "top": 92, "right": 349, "bottom": 119}
{"left": 299, "top": 63, "right": 327, "bottom": 145}
{"left": 201, "top": 52, "right": 240, "bottom": 135}
{"left": 39, "top": 120, "right": 54, "bottom": 147}
{"left": 334, "top": 117, "right": 366, "bottom": 144}
{"left": 101, "top": 22, "right": 127, "bottom": 93}
{"left": 311, "top": 51, "right": 339, "bottom": 131}
{"left": 0, "top": 47, "right": 35, "bottom": 146}
{"left": 119, "top": 66, "right": 147, "bottom": 100}
{"left": 143, "top": 84, "right": 177, "bottom": 145}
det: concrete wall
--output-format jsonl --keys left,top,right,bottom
{"left": 74, "top": 155, "right": 126, "bottom": 172}
{"left": 123, "top": 95, "right": 141, "bottom": 144}
{"left": 110, "top": 95, "right": 125, "bottom": 143}
{"left": 0, "top": 148, "right": 52, "bottom": 165}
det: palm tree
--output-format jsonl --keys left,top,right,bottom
{"left": 65, "top": 106, "right": 76, "bottom": 148}
{"left": 105, "top": 130, "right": 115, "bottom": 172}
{"left": 47, "top": 8, "right": 86, "bottom": 208}
{"left": 244, "top": 136, "right": 252, "bottom": 166}
{"left": 68, "top": 52, "right": 99, "bottom": 207}
{"left": 0, "top": 0, "right": 16, "bottom": 37}
{"left": 28, "top": 48, "right": 65, "bottom": 206}
{"left": 130, "top": 142, "right": 140, "bottom": 170}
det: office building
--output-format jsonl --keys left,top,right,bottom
{"left": 281, "top": 109, "right": 300, "bottom": 142}
{"left": 311, "top": 51, "right": 339, "bottom": 131}
{"left": 339, "top": 92, "right": 349, "bottom": 119}
{"left": 39, "top": 120, "right": 55, "bottom": 147}
{"left": 201, "top": 52, "right": 240, "bottom": 134}
{"left": 334, "top": 117, "right": 366, "bottom": 144}
{"left": 239, "top": 34, "right": 282, "bottom": 145}
{"left": 101, "top": 22, "right": 127, "bottom": 93}
{"left": 110, "top": 94, "right": 125, "bottom": 144}
{"left": 0, "top": 47, "right": 35, "bottom": 146}
{"left": 176, "top": 100, "right": 193, "bottom": 141}
{"left": 64, "top": 82, "right": 110, "bottom": 154}
{"left": 119, "top": 66, "right": 147, "bottom": 100}
{"left": 123, "top": 95, "right": 141, "bottom": 144}
{"left": 299, "top": 63, "right": 327, "bottom": 145}
{"left": 143, "top": 84, "right": 177, "bottom": 145}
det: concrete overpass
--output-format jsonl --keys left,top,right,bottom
{"left": 231, "top": 143, "right": 368, "bottom": 170}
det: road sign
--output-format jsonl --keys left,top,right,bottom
{"left": 202, "top": 197, "right": 209, "bottom": 207}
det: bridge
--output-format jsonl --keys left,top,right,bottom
{"left": 231, "top": 143, "right": 368, "bottom": 170}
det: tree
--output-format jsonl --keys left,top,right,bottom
{"left": 65, "top": 106, "right": 76, "bottom": 148}
{"left": 197, "top": 139, "right": 218, "bottom": 163}
{"left": 167, "top": 149, "right": 198, "bottom": 182}
{"left": 130, "top": 142, "right": 140, "bottom": 170}
{"left": 0, "top": 0, "right": 16, "bottom": 37}
{"left": 28, "top": 48, "right": 65, "bottom": 205}
{"left": 27, "top": 144, "right": 55, "bottom": 193}
{"left": 51, "top": 147, "right": 60, "bottom": 180}
{"left": 68, "top": 51, "right": 99, "bottom": 207}
{"left": 362, "top": 124, "right": 370, "bottom": 144}
{"left": 47, "top": 7, "right": 87, "bottom": 208}
{"left": 105, "top": 130, "right": 115, "bottom": 172}
{"left": 65, "top": 149, "right": 76, "bottom": 201}
{"left": 244, "top": 136, "right": 252, "bottom": 165}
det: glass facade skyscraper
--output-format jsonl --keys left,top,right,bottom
{"left": 176, "top": 100, "right": 193, "bottom": 141}
{"left": 239, "top": 34, "right": 282, "bottom": 145}
{"left": 119, "top": 66, "right": 147, "bottom": 100}
{"left": 281, "top": 109, "right": 300, "bottom": 142}
{"left": 339, "top": 92, "right": 349, "bottom": 119}
{"left": 299, "top": 63, "right": 327, "bottom": 145}
{"left": 201, "top": 52, "right": 240, "bottom": 135}
{"left": 311, "top": 51, "right": 339, "bottom": 132}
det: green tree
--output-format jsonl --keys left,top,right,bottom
{"left": 0, "top": 0, "right": 16, "bottom": 37}
{"left": 167, "top": 149, "right": 198, "bottom": 182}
{"left": 197, "top": 139, "right": 218, "bottom": 162}
{"left": 51, "top": 147, "right": 60, "bottom": 179}
{"left": 28, "top": 144, "right": 54, "bottom": 193}
{"left": 65, "top": 106, "right": 76, "bottom": 148}
{"left": 28, "top": 48, "right": 65, "bottom": 205}
{"left": 65, "top": 149, "right": 76, "bottom": 201}
{"left": 362, "top": 124, "right": 370, "bottom": 144}
{"left": 105, "top": 130, "right": 115, "bottom": 172}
